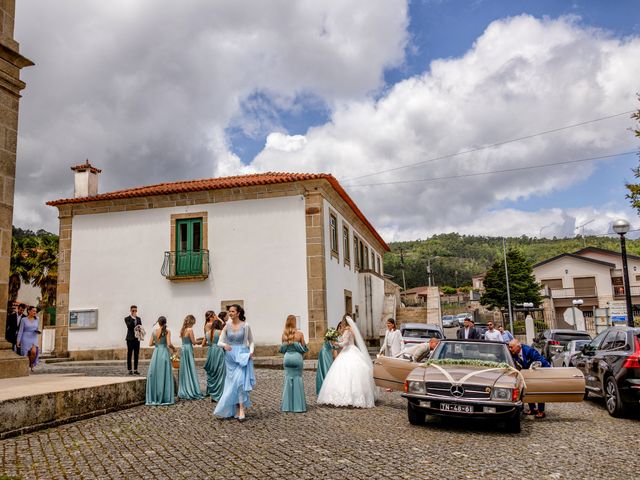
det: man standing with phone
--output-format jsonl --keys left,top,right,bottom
{"left": 124, "top": 305, "right": 142, "bottom": 375}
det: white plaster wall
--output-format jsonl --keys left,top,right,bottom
{"left": 533, "top": 258, "right": 613, "bottom": 297}
{"left": 68, "top": 195, "right": 308, "bottom": 350}
{"left": 323, "top": 199, "right": 386, "bottom": 337}
{"left": 578, "top": 251, "right": 640, "bottom": 286}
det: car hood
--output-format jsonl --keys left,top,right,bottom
{"left": 419, "top": 364, "right": 518, "bottom": 387}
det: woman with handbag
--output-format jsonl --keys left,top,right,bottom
{"left": 16, "top": 306, "right": 41, "bottom": 372}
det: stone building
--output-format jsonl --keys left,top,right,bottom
{"left": 0, "top": 0, "right": 33, "bottom": 378}
{"left": 47, "top": 167, "right": 389, "bottom": 358}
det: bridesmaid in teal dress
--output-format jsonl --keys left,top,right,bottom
{"left": 178, "top": 315, "right": 204, "bottom": 400}
{"left": 316, "top": 331, "right": 337, "bottom": 394}
{"left": 146, "top": 316, "right": 176, "bottom": 406}
{"left": 202, "top": 311, "right": 225, "bottom": 402}
{"left": 280, "top": 315, "right": 308, "bottom": 413}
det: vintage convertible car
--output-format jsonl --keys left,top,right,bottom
{"left": 373, "top": 339, "right": 585, "bottom": 432}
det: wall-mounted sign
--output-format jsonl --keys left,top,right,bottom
{"left": 69, "top": 309, "right": 98, "bottom": 330}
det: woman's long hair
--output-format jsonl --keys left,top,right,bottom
{"left": 180, "top": 314, "right": 196, "bottom": 338}
{"left": 282, "top": 315, "right": 297, "bottom": 344}
{"left": 158, "top": 316, "right": 167, "bottom": 338}
{"left": 230, "top": 304, "right": 246, "bottom": 321}
{"left": 205, "top": 310, "right": 216, "bottom": 342}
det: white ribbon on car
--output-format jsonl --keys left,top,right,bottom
{"left": 428, "top": 363, "right": 527, "bottom": 389}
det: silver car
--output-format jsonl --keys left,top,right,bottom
{"left": 442, "top": 315, "right": 457, "bottom": 328}
{"left": 551, "top": 339, "right": 591, "bottom": 367}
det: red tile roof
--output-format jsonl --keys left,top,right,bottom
{"left": 70, "top": 159, "right": 102, "bottom": 174}
{"left": 47, "top": 172, "right": 389, "bottom": 251}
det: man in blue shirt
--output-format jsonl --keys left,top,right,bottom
{"left": 498, "top": 324, "right": 514, "bottom": 343}
{"left": 508, "top": 339, "right": 551, "bottom": 418}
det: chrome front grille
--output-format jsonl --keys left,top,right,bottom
{"left": 425, "top": 382, "right": 491, "bottom": 399}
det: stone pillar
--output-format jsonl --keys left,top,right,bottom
{"left": 53, "top": 207, "right": 72, "bottom": 357}
{"left": 305, "top": 191, "right": 327, "bottom": 355}
{"left": 0, "top": 0, "right": 34, "bottom": 378}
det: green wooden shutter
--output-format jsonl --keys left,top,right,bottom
{"left": 175, "top": 218, "right": 203, "bottom": 276}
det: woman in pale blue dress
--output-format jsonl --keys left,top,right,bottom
{"left": 178, "top": 314, "right": 203, "bottom": 400}
{"left": 316, "top": 337, "right": 337, "bottom": 394}
{"left": 280, "top": 315, "right": 308, "bottom": 413}
{"left": 202, "top": 311, "right": 225, "bottom": 402}
{"left": 146, "top": 316, "right": 176, "bottom": 406}
{"left": 214, "top": 305, "right": 255, "bottom": 421}
{"left": 16, "top": 306, "right": 40, "bottom": 371}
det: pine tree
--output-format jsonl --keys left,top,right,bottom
{"left": 480, "top": 248, "right": 541, "bottom": 310}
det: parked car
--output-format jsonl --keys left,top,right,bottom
{"left": 442, "top": 315, "right": 457, "bottom": 328}
{"left": 574, "top": 326, "right": 640, "bottom": 417}
{"left": 400, "top": 323, "right": 444, "bottom": 347}
{"left": 532, "top": 329, "right": 592, "bottom": 361}
{"left": 551, "top": 339, "right": 591, "bottom": 367}
{"left": 473, "top": 323, "right": 490, "bottom": 340}
{"left": 373, "top": 339, "right": 585, "bottom": 433}
{"left": 455, "top": 313, "right": 471, "bottom": 325}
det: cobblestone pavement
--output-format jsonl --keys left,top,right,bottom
{"left": 1, "top": 364, "right": 640, "bottom": 479}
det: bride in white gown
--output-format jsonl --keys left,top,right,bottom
{"left": 317, "top": 316, "right": 376, "bottom": 408}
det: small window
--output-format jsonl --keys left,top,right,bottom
{"left": 364, "top": 245, "right": 369, "bottom": 269}
{"left": 376, "top": 256, "right": 381, "bottom": 274}
{"left": 359, "top": 240, "right": 365, "bottom": 269}
{"left": 329, "top": 213, "right": 339, "bottom": 257}
{"left": 371, "top": 251, "right": 375, "bottom": 271}
{"left": 354, "top": 236, "right": 360, "bottom": 269}
{"left": 343, "top": 225, "right": 350, "bottom": 263}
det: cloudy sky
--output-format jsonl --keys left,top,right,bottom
{"left": 13, "top": 0, "right": 640, "bottom": 241}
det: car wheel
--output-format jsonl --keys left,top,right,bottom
{"left": 604, "top": 376, "right": 626, "bottom": 418}
{"left": 407, "top": 402, "right": 425, "bottom": 425}
{"left": 505, "top": 413, "right": 521, "bottom": 433}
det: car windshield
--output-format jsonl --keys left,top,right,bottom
{"left": 402, "top": 328, "right": 439, "bottom": 339}
{"left": 442, "top": 316, "right": 454, "bottom": 320}
{"left": 455, "top": 314, "right": 468, "bottom": 319}
{"left": 572, "top": 340, "right": 590, "bottom": 350}
{"left": 433, "top": 342, "right": 511, "bottom": 364}
{"left": 554, "top": 333, "right": 591, "bottom": 342}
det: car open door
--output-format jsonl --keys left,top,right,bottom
{"left": 520, "top": 367, "right": 585, "bottom": 403}
{"left": 373, "top": 355, "right": 419, "bottom": 391}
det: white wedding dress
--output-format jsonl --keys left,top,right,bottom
{"left": 317, "top": 318, "right": 377, "bottom": 408}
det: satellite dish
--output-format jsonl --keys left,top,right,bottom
{"left": 563, "top": 307, "right": 585, "bottom": 330}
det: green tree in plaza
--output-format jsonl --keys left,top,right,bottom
{"left": 480, "top": 248, "right": 541, "bottom": 310}
{"left": 9, "top": 237, "right": 30, "bottom": 303}
{"left": 626, "top": 95, "right": 640, "bottom": 213}
{"left": 25, "top": 235, "right": 59, "bottom": 309}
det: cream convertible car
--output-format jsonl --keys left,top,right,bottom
{"left": 373, "top": 340, "right": 585, "bottom": 433}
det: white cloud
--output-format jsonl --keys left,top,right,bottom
{"left": 13, "top": 0, "right": 408, "bottom": 230}
{"left": 249, "top": 15, "right": 640, "bottom": 240}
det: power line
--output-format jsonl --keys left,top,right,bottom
{"left": 341, "top": 110, "right": 635, "bottom": 183}
{"left": 344, "top": 150, "right": 636, "bottom": 188}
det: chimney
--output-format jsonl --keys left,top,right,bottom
{"left": 71, "top": 159, "right": 101, "bottom": 198}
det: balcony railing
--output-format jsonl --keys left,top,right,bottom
{"left": 549, "top": 287, "right": 597, "bottom": 299}
{"left": 161, "top": 250, "right": 210, "bottom": 279}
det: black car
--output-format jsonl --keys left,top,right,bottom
{"left": 574, "top": 326, "right": 640, "bottom": 417}
{"left": 532, "top": 329, "right": 592, "bottom": 361}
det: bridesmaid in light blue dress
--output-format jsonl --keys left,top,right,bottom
{"left": 280, "top": 315, "right": 308, "bottom": 413}
{"left": 146, "top": 316, "right": 176, "bottom": 406}
{"left": 178, "top": 315, "right": 204, "bottom": 400}
{"left": 16, "top": 306, "right": 40, "bottom": 371}
{"left": 316, "top": 338, "right": 336, "bottom": 395}
{"left": 214, "top": 305, "right": 256, "bottom": 421}
{"left": 202, "top": 311, "right": 225, "bottom": 402}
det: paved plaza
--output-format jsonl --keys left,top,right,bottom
{"left": 1, "top": 364, "right": 639, "bottom": 480}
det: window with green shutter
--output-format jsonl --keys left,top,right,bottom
{"left": 175, "top": 217, "right": 203, "bottom": 276}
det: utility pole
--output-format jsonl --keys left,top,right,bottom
{"left": 503, "top": 238, "right": 514, "bottom": 334}
{"left": 400, "top": 248, "right": 407, "bottom": 291}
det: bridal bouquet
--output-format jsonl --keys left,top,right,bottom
{"left": 134, "top": 324, "right": 146, "bottom": 342}
{"left": 170, "top": 351, "right": 180, "bottom": 368}
{"left": 324, "top": 327, "right": 339, "bottom": 342}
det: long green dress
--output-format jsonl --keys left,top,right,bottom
{"left": 316, "top": 340, "right": 335, "bottom": 394}
{"left": 146, "top": 332, "right": 175, "bottom": 406}
{"left": 280, "top": 341, "right": 309, "bottom": 413}
{"left": 178, "top": 336, "right": 203, "bottom": 400}
{"left": 204, "top": 330, "right": 225, "bottom": 401}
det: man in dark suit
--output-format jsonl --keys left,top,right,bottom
{"left": 508, "top": 339, "right": 551, "bottom": 418}
{"left": 124, "top": 305, "right": 142, "bottom": 375}
{"left": 5, "top": 303, "right": 25, "bottom": 352}
{"left": 456, "top": 317, "right": 480, "bottom": 340}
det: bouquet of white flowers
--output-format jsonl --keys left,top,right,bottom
{"left": 134, "top": 324, "right": 146, "bottom": 342}
{"left": 324, "top": 328, "right": 339, "bottom": 342}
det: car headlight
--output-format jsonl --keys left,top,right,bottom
{"left": 407, "top": 381, "right": 426, "bottom": 394}
{"left": 491, "top": 387, "right": 513, "bottom": 401}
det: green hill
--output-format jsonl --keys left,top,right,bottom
{"left": 384, "top": 233, "right": 640, "bottom": 290}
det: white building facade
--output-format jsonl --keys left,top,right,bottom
{"left": 48, "top": 166, "right": 389, "bottom": 359}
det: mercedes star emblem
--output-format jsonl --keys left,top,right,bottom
{"left": 450, "top": 385, "right": 464, "bottom": 397}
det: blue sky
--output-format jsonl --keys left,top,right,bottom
{"left": 14, "top": 1, "right": 640, "bottom": 239}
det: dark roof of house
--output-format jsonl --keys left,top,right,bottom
{"left": 533, "top": 253, "right": 616, "bottom": 269}
{"left": 47, "top": 172, "right": 389, "bottom": 251}
{"left": 573, "top": 246, "right": 640, "bottom": 261}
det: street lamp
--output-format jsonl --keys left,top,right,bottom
{"left": 612, "top": 219, "right": 634, "bottom": 327}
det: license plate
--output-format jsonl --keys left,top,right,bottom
{"left": 440, "top": 403, "right": 473, "bottom": 413}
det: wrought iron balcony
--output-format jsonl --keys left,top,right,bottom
{"left": 549, "top": 287, "right": 597, "bottom": 299}
{"left": 161, "top": 249, "right": 210, "bottom": 280}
